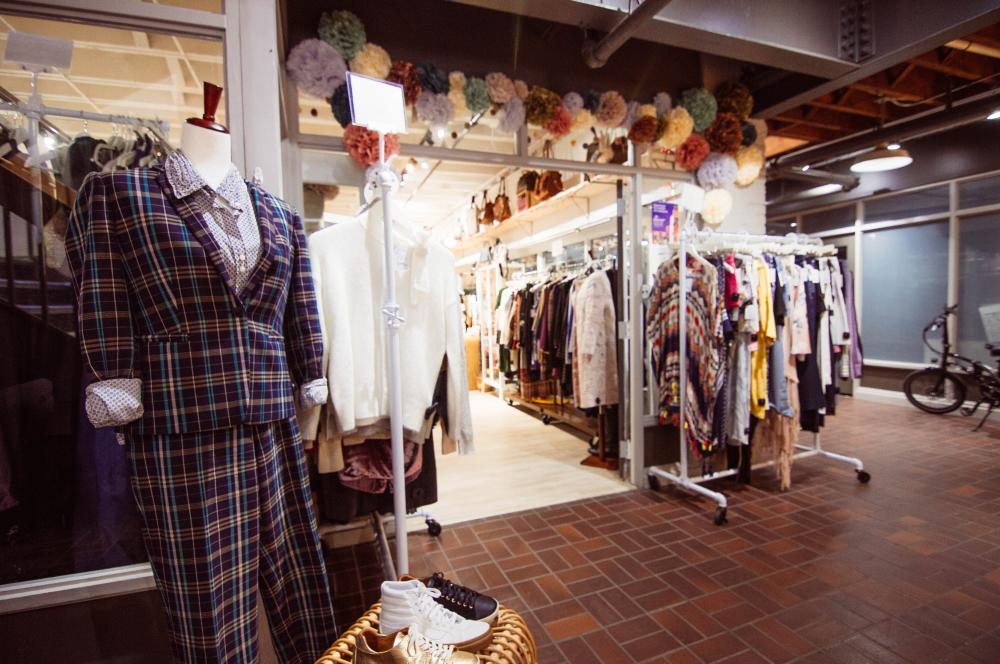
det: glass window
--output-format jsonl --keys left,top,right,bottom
{"left": 0, "top": 15, "right": 224, "bottom": 587}
{"left": 958, "top": 174, "right": 1000, "bottom": 210}
{"left": 861, "top": 222, "right": 948, "bottom": 362}
{"left": 958, "top": 213, "right": 1000, "bottom": 362}
{"left": 863, "top": 186, "right": 949, "bottom": 223}
{"left": 801, "top": 205, "right": 854, "bottom": 234}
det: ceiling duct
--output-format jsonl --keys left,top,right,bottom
{"left": 773, "top": 90, "right": 1000, "bottom": 169}
{"left": 581, "top": 0, "right": 674, "bottom": 68}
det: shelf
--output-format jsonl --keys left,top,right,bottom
{"left": 450, "top": 175, "right": 618, "bottom": 257}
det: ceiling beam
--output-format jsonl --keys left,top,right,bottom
{"left": 755, "top": 0, "right": 1000, "bottom": 117}
{"left": 806, "top": 99, "right": 881, "bottom": 120}
{"left": 912, "top": 50, "right": 997, "bottom": 80}
{"left": 774, "top": 107, "right": 872, "bottom": 133}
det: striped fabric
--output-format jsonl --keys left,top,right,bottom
{"left": 127, "top": 418, "right": 336, "bottom": 663}
{"left": 65, "top": 167, "right": 324, "bottom": 435}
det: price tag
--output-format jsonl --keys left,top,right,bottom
{"left": 346, "top": 72, "right": 407, "bottom": 135}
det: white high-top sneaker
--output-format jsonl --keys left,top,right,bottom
{"left": 379, "top": 580, "right": 492, "bottom": 652}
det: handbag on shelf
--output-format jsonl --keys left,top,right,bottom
{"left": 534, "top": 141, "right": 564, "bottom": 203}
{"left": 463, "top": 195, "right": 479, "bottom": 236}
{"left": 492, "top": 178, "right": 512, "bottom": 222}
{"left": 478, "top": 189, "right": 495, "bottom": 229}
{"left": 516, "top": 170, "right": 540, "bottom": 212}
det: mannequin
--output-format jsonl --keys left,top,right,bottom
{"left": 180, "top": 82, "right": 231, "bottom": 189}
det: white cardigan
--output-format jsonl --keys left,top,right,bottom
{"left": 302, "top": 203, "right": 473, "bottom": 455}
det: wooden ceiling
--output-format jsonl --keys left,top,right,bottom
{"left": 766, "top": 25, "right": 1000, "bottom": 154}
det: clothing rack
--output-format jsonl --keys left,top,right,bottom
{"left": 646, "top": 224, "right": 869, "bottom": 525}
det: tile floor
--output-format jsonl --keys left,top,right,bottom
{"left": 325, "top": 398, "right": 1000, "bottom": 663}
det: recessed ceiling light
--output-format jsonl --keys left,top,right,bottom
{"left": 850, "top": 143, "right": 913, "bottom": 173}
{"left": 988, "top": 110, "right": 1000, "bottom": 120}
{"left": 886, "top": 143, "right": 901, "bottom": 150}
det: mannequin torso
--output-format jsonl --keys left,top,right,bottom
{"left": 180, "top": 123, "right": 233, "bottom": 190}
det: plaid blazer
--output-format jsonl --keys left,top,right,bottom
{"left": 65, "top": 166, "right": 324, "bottom": 435}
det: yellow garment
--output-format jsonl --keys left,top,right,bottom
{"left": 750, "top": 260, "right": 776, "bottom": 419}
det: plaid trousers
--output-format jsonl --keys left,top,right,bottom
{"left": 127, "top": 416, "right": 336, "bottom": 664}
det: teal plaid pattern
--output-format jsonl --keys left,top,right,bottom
{"left": 65, "top": 167, "right": 324, "bottom": 435}
{"left": 127, "top": 417, "right": 336, "bottom": 664}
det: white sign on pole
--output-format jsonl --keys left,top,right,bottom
{"left": 346, "top": 71, "right": 407, "bottom": 135}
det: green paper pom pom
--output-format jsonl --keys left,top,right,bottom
{"left": 681, "top": 87, "right": 717, "bottom": 133}
{"left": 318, "top": 10, "right": 366, "bottom": 61}
{"left": 464, "top": 77, "right": 490, "bottom": 115}
{"left": 331, "top": 84, "right": 351, "bottom": 128}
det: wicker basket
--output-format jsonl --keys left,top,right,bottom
{"left": 315, "top": 603, "right": 537, "bottom": 664}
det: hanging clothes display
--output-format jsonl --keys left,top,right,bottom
{"left": 645, "top": 239, "right": 861, "bottom": 488}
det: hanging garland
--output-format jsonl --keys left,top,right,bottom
{"left": 289, "top": 9, "right": 766, "bottom": 188}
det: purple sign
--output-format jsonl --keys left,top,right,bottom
{"left": 651, "top": 201, "right": 677, "bottom": 241}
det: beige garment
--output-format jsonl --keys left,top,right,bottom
{"left": 465, "top": 332, "right": 481, "bottom": 390}
{"left": 754, "top": 324, "right": 800, "bottom": 491}
{"left": 574, "top": 271, "right": 619, "bottom": 408}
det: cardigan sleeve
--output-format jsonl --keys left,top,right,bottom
{"left": 282, "top": 209, "right": 326, "bottom": 388}
{"left": 441, "top": 269, "right": 474, "bottom": 455}
{"left": 65, "top": 173, "right": 144, "bottom": 428}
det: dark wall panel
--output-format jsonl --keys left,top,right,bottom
{"left": 286, "top": 0, "right": 703, "bottom": 101}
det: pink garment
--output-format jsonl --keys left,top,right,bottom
{"left": 339, "top": 438, "right": 424, "bottom": 494}
{"left": 787, "top": 264, "right": 811, "bottom": 357}
{"left": 724, "top": 253, "right": 739, "bottom": 310}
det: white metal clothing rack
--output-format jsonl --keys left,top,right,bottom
{"left": 646, "top": 225, "right": 870, "bottom": 525}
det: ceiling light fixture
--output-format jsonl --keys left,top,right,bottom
{"left": 988, "top": 109, "right": 1000, "bottom": 120}
{"left": 850, "top": 143, "right": 913, "bottom": 173}
{"left": 886, "top": 143, "right": 901, "bottom": 150}
{"left": 801, "top": 164, "right": 810, "bottom": 171}
{"left": 802, "top": 183, "right": 843, "bottom": 197}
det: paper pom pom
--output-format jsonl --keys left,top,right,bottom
{"left": 675, "top": 134, "right": 710, "bottom": 171}
{"left": 387, "top": 60, "right": 421, "bottom": 105}
{"left": 350, "top": 43, "right": 391, "bottom": 79}
{"left": 659, "top": 107, "right": 694, "bottom": 150}
{"left": 628, "top": 115, "right": 659, "bottom": 144}
{"left": 621, "top": 100, "right": 640, "bottom": 130}
{"left": 485, "top": 72, "right": 516, "bottom": 105}
{"left": 449, "top": 71, "right": 468, "bottom": 117}
{"left": 417, "top": 62, "right": 448, "bottom": 94}
{"left": 654, "top": 92, "right": 672, "bottom": 117}
{"left": 571, "top": 108, "right": 595, "bottom": 132}
{"left": 563, "top": 92, "right": 584, "bottom": 116}
{"left": 331, "top": 84, "right": 351, "bottom": 128}
{"left": 583, "top": 90, "right": 601, "bottom": 113}
{"left": 639, "top": 103, "right": 658, "bottom": 119}
{"left": 735, "top": 145, "right": 764, "bottom": 187}
{"left": 318, "top": 10, "right": 366, "bottom": 60}
{"left": 705, "top": 112, "right": 744, "bottom": 154}
{"left": 697, "top": 153, "right": 738, "bottom": 189}
{"left": 715, "top": 81, "right": 753, "bottom": 120}
{"left": 464, "top": 77, "right": 490, "bottom": 114}
{"left": 525, "top": 86, "right": 560, "bottom": 126}
{"left": 415, "top": 91, "right": 454, "bottom": 126}
{"left": 286, "top": 39, "right": 345, "bottom": 99}
{"left": 681, "top": 87, "right": 717, "bottom": 132}
{"left": 740, "top": 121, "right": 757, "bottom": 147}
{"left": 596, "top": 90, "right": 627, "bottom": 128}
{"left": 655, "top": 115, "right": 669, "bottom": 142}
{"left": 750, "top": 118, "right": 767, "bottom": 148}
{"left": 344, "top": 123, "right": 399, "bottom": 167}
{"left": 701, "top": 189, "right": 733, "bottom": 227}
{"left": 497, "top": 97, "right": 525, "bottom": 134}
{"left": 514, "top": 79, "right": 529, "bottom": 100}
{"left": 544, "top": 104, "right": 572, "bottom": 137}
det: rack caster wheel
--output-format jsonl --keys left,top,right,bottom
{"left": 507, "top": 399, "right": 514, "bottom": 407}
{"left": 426, "top": 518, "right": 442, "bottom": 537}
{"left": 714, "top": 507, "right": 728, "bottom": 526}
{"left": 856, "top": 470, "right": 871, "bottom": 484}
{"left": 541, "top": 415, "right": 552, "bottom": 425}
{"left": 647, "top": 474, "right": 661, "bottom": 492}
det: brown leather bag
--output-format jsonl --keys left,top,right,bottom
{"left": 534, "top": 141, "right": 564, "bottom": 202}
{"left": 492, "top": 179, "right": 512, "bottom": 222}
{"left": 516, "top": 170, "right": 539, "bottom": 211}
{"left": 478, "top": 189, "right": 495, "bottom": 227}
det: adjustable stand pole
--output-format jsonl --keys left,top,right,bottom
{"left": 373, "top": 131, "right": 408, "bottom": 577}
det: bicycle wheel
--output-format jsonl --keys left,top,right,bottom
{"left": 903, "top": 368, "right": 966, "bottom": 414}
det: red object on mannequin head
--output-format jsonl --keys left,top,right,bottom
{"left": 187, "top": 82, "right": 228, "bottom": 134}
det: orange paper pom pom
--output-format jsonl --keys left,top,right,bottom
{"left": 675, "top": 134, "right": 710, "bottom": 171}
{"left": 387, "top": 60, "right": 421, "bottom": 105}
{"left": 705, "top": 112, "right": 743, "bottom": 154}
{"left": 344, "top": 123, "right": 400, "bottom": 167}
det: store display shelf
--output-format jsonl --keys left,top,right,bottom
{"left": 450, "top": 176, "right": 616, "bottom": 256}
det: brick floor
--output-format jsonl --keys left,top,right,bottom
{"left": 324, "top": 398, "right": 1000, "bottom": 663}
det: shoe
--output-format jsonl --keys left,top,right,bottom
{"left": 354, "top": 625, "right": 481, "bottom": 663}
{"left": 380, "top": 580, "right": 492, "bottom": 652}
{"left": 425, "top": 573, "right": 500, "bottom": 626}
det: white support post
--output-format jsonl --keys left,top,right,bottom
{"left": 628, "top": 174, "right": 645, "bottom": 486}
{"left": 373, "top": 133, "right": 409, "bottom": 577}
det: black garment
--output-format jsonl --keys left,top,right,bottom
{"left": 64, "top": 136, "right": 105, "bottom": 191}
{"left": 797, "top": 261, "right": 826, "bottom": 432}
